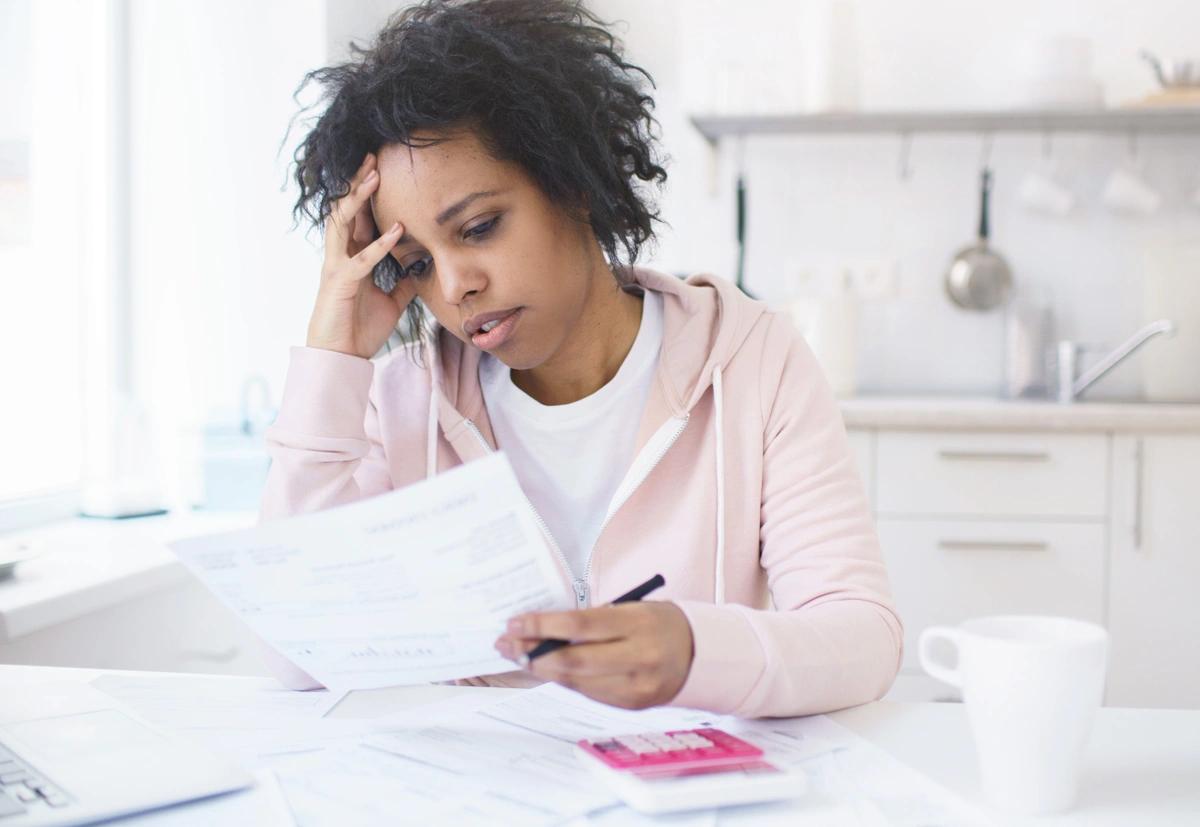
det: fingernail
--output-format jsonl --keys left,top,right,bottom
{"left": 387, "top": 221, "right": 400, "bottom": 233}
{"left": 506, "top": 618, "right": 525, "bottom": 635}
{"left": 517, "top": 653, "right": 530, "bottom": 668}
{"left": 366, "top": 169, "right": 378, "bottom": 182}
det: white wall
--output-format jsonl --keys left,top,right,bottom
{"left": 595, "top": 0, "right": 1200, "bottom": 397}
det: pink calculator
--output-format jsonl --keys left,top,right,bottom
{"left": 574, "top": 728, "right": 807, "bottom": 813}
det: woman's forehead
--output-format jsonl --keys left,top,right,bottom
{"left": 373, "top": 134, "right": 524, "bottom": 225}
{"left": 376, "top": 131, "right": 496, "bottom": 181}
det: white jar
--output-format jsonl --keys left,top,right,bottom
{"left": 1141, "top": 238, "right": 1200, "bottom": 401}
{"left": 787, "top": 270, "right": 860, "bottom": 397}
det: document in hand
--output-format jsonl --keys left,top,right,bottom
{"left": 170, "top": 452, "right": 572, "bottom": 691}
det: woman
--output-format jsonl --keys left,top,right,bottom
{"left": 262, "top": 0, "right": 902, "bottom": 717}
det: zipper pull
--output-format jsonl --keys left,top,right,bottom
{"left": 572, "top": 579, "right": 589, "bottom": 608}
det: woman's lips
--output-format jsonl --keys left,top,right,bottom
{"left": 470, "top": 307, "right": 523, "bottom": 350}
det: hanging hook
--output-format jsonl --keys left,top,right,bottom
{"left": 898, "top": 131, "right": 913, "bottom": 181}
{"left": 979, "top": 132, "right": 995, "bottom": 170}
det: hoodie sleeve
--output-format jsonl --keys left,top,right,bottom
{"left": 254, "top": 345, "right": 395, "bottom": 690}
{"left": 670, "top": 317, "right": 903, "bottom": 717}
{"left": 258, "top": 346, "right": 394, "bottom": 522}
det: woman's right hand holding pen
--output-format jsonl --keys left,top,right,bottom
{"left": 306, "top": 152, "right": 418, "bottom": 359}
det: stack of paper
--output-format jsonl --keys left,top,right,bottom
{"left": 272, "top": 684, "right": 995, "bottom": 826}
{"left": 91, "top": 673, "right": 996, "bottom": 826}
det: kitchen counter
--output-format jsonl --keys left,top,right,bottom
{"left": 839, "top": 396, "right": 1200, "bottom": 433}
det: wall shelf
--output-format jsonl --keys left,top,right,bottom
{"left": 690, "top": 107, "right": 1200, "bottom": 145}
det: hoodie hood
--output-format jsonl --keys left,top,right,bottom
{"left": 640, "top": 269, "right": 767, "bottom": 414}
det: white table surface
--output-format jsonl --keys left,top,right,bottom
{"left": 1, "top": 664, "right": 1196, "bottom": 825}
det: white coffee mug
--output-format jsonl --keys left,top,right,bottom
{"left": 1018, "top": 169, "right": 1075, "bottom": 216}
{"left": 919, "top": 615, "right": 1108, "bottom": 816}
{"left": 1102, "top": 166, "right": 1162, "bottom": 215}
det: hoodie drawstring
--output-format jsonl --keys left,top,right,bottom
{"left": 425, "top": 380, "right": 438, "bottom": 479}
{"left": 425, "top": 335, "right": 440, "bottom": 479}
{"left": 712, "top": 365, "right": 726, "bottom": 605}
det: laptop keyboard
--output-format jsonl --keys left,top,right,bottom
{"left": 0, "top": 742, "right": 71, "bottom": 817}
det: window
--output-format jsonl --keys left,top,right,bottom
{"left": 0, "top": 0, "right": 83, "bottom": 507}
{"left": 0, "top": 0, "right": 107, "bottom": 525}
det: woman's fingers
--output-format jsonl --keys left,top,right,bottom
{"left": 520, "top": 639, "right": 638, "bottom": 679}
{"left": 317, "top": 153, "right": 407, "bottom": 290}
{"left": 351, "top": 199, "right": 377, "bottom": 247}
{"left": 345, "top": 220, "right": 403, "bottom": 281}
{"left": 504, "top": 606, "right": 639, "bottom": 644}
{"left": 324, "top": 153, "right": 378, "bottom": 257}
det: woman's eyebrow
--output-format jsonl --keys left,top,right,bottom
{"left": 435, "top": 189, "right": 504, "bottom": 225}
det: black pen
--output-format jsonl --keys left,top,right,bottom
{"left": 520, "top": 573, "right": 666, "bottom": 666}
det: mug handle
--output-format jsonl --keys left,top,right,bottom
{"left": 919, "top": 626, "right": 965, "bottom": 688}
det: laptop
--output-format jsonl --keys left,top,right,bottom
{"left": 0, "top": 681, "right": 253, "bottom": 826}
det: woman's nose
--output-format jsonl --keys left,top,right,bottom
{"left": 437, "top": 256, "right": 488, "bottom": 305}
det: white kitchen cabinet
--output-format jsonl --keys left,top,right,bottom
{"left": 1107, "top": 435, "right": 1200, "bottom": 709}
{"left": 852, "top": 422, "right": 1200, "bottom": 709}
{"left": 877, "top": 519, "right": 1107, "bottom": 672}
{"left": 875, "top": 431, "right": 1108, "bottom": 519}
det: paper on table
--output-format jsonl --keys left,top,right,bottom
{"left": 169, "top": 453, "right": 572, "bottom": 691}
{"left": 108, "top": 770, "right": 295, "bottom": 826}
{"left": 351, "top": 683, "right": 991, "bottom": 827}
{"left": 89, "top": 674, "right": 371, "bottom": 769}
{"left": 275, "top": 682, "right": 721, "bottom": 826}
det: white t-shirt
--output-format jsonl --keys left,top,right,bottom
{"left": 479, "top": 290, "right": 663, "bottom": 583}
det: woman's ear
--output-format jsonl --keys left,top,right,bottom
{"left": 565, "top": 191, "right": 592, "bottom": 225}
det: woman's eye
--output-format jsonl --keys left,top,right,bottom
{"left": 401, "top": 256, "right": 433, "bottom": 278}
{"left": 464, "top": 216, "right": 500, "bottom": 240}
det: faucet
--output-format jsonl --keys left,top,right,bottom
{"left": 1056, "top": 320, "right": 1176, "bottom": 404}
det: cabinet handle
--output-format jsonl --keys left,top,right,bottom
{"left": 1133, "top": 438, "right": 1145, "bottom": 552}
{"left": 937, "top": 540, "right": 1050, "bottom": 552}
{"left": 937, "top": 450, "right": 1051, "bottom": 463}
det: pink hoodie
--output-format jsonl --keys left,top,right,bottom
{"left": 259, "top": 268, "right": 903, "bottom": 717}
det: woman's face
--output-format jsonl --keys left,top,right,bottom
{"left": 370, "top": 131, "right": 603, "bottom": 370}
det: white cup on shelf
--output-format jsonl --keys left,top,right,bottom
{"left": 1018, "top": 165, "right": 1075, "bottom": 216}
{"left": 919, "top": 615, "right": 1108, "bottom": 816}
{"left": 1102, "top": 165, "right": 1162, "bottom": 215}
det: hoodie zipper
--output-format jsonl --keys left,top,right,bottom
{"left": 461, "top": 419, "right": 584, "bottom": 606}
{"left": 579, "top": 415, "right": 689, "bottom": 605}
{"left": 464, "top": 415, "right": 689, "bottom": 609}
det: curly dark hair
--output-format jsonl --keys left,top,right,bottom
{"left": 287, "top": 0, "right": 668, "bottom": 342}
